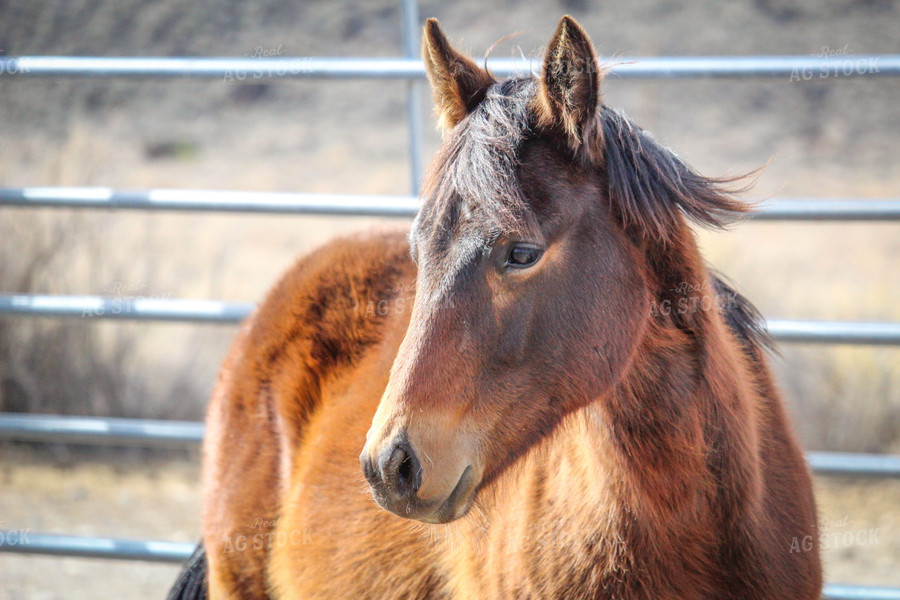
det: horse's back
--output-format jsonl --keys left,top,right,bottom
{"left": 203, "top": 228, "right": 435, "bottom": 599}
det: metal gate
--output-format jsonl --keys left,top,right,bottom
{"left": 1, "top": 1, "right": 899, "bottom": 598}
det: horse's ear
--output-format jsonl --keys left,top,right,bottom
{"left": 423, "top": 18, "right": 495, "bottom": 133}
{"left": 535, "top": 16, "right": 601, "bottom": 153}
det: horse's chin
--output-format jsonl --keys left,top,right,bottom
{"left": 416, "top": 465, "right": 478, "bottom": 524}
{"left": 377, "top": 464, "right": 479, "bottom": 525}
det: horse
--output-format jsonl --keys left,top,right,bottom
{"left": 182, "top": 16, "right": 823, "bottom": 600}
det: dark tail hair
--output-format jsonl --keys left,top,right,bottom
{"left": 166, "top": 543, "right": 208, "bottom": 600}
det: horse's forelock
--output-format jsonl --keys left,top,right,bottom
{"left": 422, "top": 78, "right": 539, "bottom": 239}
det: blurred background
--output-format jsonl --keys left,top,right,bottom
{"left": 0, "top": 0, "right": 897, "bottom": 597}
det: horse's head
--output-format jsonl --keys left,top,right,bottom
{"left": 361, "top": 16, "right": 748, "bottom": 523}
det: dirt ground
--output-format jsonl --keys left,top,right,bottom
{"left": 0, "top": 445, "right": 898, "bottom": 598}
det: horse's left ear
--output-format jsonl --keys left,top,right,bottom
{"left": 536, "top": 16, "right": 601, "bottom": 154}
{"left": 423, "top": 18, "right": 496, "bottom": 134}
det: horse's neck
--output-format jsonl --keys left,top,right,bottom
{"left": 442, "top": 410, "right": 622, "bottom": 594}
{"left": 474, "top": 315, "right": 761, "bottom": 547}
{"left": 601, "top": 316, "right": 762, "bottom": 519}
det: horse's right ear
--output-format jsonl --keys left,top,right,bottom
{"left": 422, "top": 18, "right": 495, "bottom": 134}
{"left": 535, "top": 16, "right": 602, "bottom": 158}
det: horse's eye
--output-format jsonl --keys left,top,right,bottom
{"left": 506, "top": 245, "right": 543, "bottom": 269}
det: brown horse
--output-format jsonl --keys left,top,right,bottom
{"left": 193, "top": 16, "right": 822, "bottom": 600}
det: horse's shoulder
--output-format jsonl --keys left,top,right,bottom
{"left": 202, "top": 228, "right": 416, "bottom": 591}
{"left": 242, "top": 227, "right": 414, "bottom": 380}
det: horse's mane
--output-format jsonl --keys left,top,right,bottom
{"left": 421, "top": 79, "right": 538, "bottom": 239}
{"left": 711, "top": 271, "right": 774, "bottom": 354}
{"left": 599, "top": 105, "right": 755, "bottom": 245}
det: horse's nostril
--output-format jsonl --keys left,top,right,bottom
{"left": 383, "top": 440, "right": 421, "bottom": 500}
{"left": 398, "top": 450, "right": 414, "bottom": 487}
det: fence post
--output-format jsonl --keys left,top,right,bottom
{"left": 401, "top": 0, "right": 424, "bottom": 195}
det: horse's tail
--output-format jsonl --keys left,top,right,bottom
{"left": 167, "top": 543, "right": 208, "bottom": 600}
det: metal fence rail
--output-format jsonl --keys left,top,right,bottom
{"left": 3, "top": 187, "right": 900, "bottom": 221}
{"left": 753, "top": 199, "right": 900, "bottom": 221}
{"left": 0, "top": 534, "right": 898, "bottom": 600}
{"left": 807, "top": 452, "right": 900, "bottom": 477}
{"left": 0, "top": 413, "right": 204, "bottom": 446}
{"left": 0, "top": 187, "right": 422, "bottom": 216}
{"left": 1, "top": 55, "right": 899, "bottom": 80}
{"left": 3, "top": 294, "right": 900, "bottom": 345}
{"left": 823, "top": 586, "right": 900, "bottom": 600}
{"left": 767, "top": 321, "right": 900, "bottom": 345}
{"left": 0, "top": 294, "right": 254, "bottom": 323}
{"left": 3, "top": 413, "right": 899, "bottom": 477}
{"left": 0, "top": 532, "right": 195, "bottom": 563}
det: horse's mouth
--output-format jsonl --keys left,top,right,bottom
{"left": 372, "top": 464, "right": 478, "bottom": 524}
{"left": 416, "top": 465, "right": 477, "bottom": 524}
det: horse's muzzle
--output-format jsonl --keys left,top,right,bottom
{"left": 361, "top": 437, "right": 423, "bottom": 512}
{"left": 360, "top": 435, "right": 478, "bottom": 524}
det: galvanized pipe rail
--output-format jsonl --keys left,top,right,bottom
{"left": 401, "top": 0, "right": 424, "bottom": 191}
{"left": 754, "top": 199, "right": 900, "bottom": 221}
{"left": 0, "top": 187, "right": 423, "bottom": 216}
{"left": 3, "top": 413, "right": 899, "bottom": 477}
{"left": 823, "top": 586, "right": 900, "bottom": 600}
{"left": 0, "top": 532, "right": 196, "bottom": 563}
{"left": 0, "top": 294, "right": 254, "bottom": 324}
{"left": 0, "top": 413, "right": 204, "bottom": 446}
{"left": 8, "top": 529, "right": 900, "bottom": 600}
{"left": 2, "top": 294, "right": 900, "bottom": 345}
{"left": 3, "top": 187, "right": 900, "bottom": 221}
{"left": 1, "top": 55, "right": 899, "bottom": 80}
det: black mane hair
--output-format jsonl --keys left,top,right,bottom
{"left": 711, "top": 272, "right": 775, "bottom": 354}
{"left": 599, "top": 105, "right": 754, "bottom": 245}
